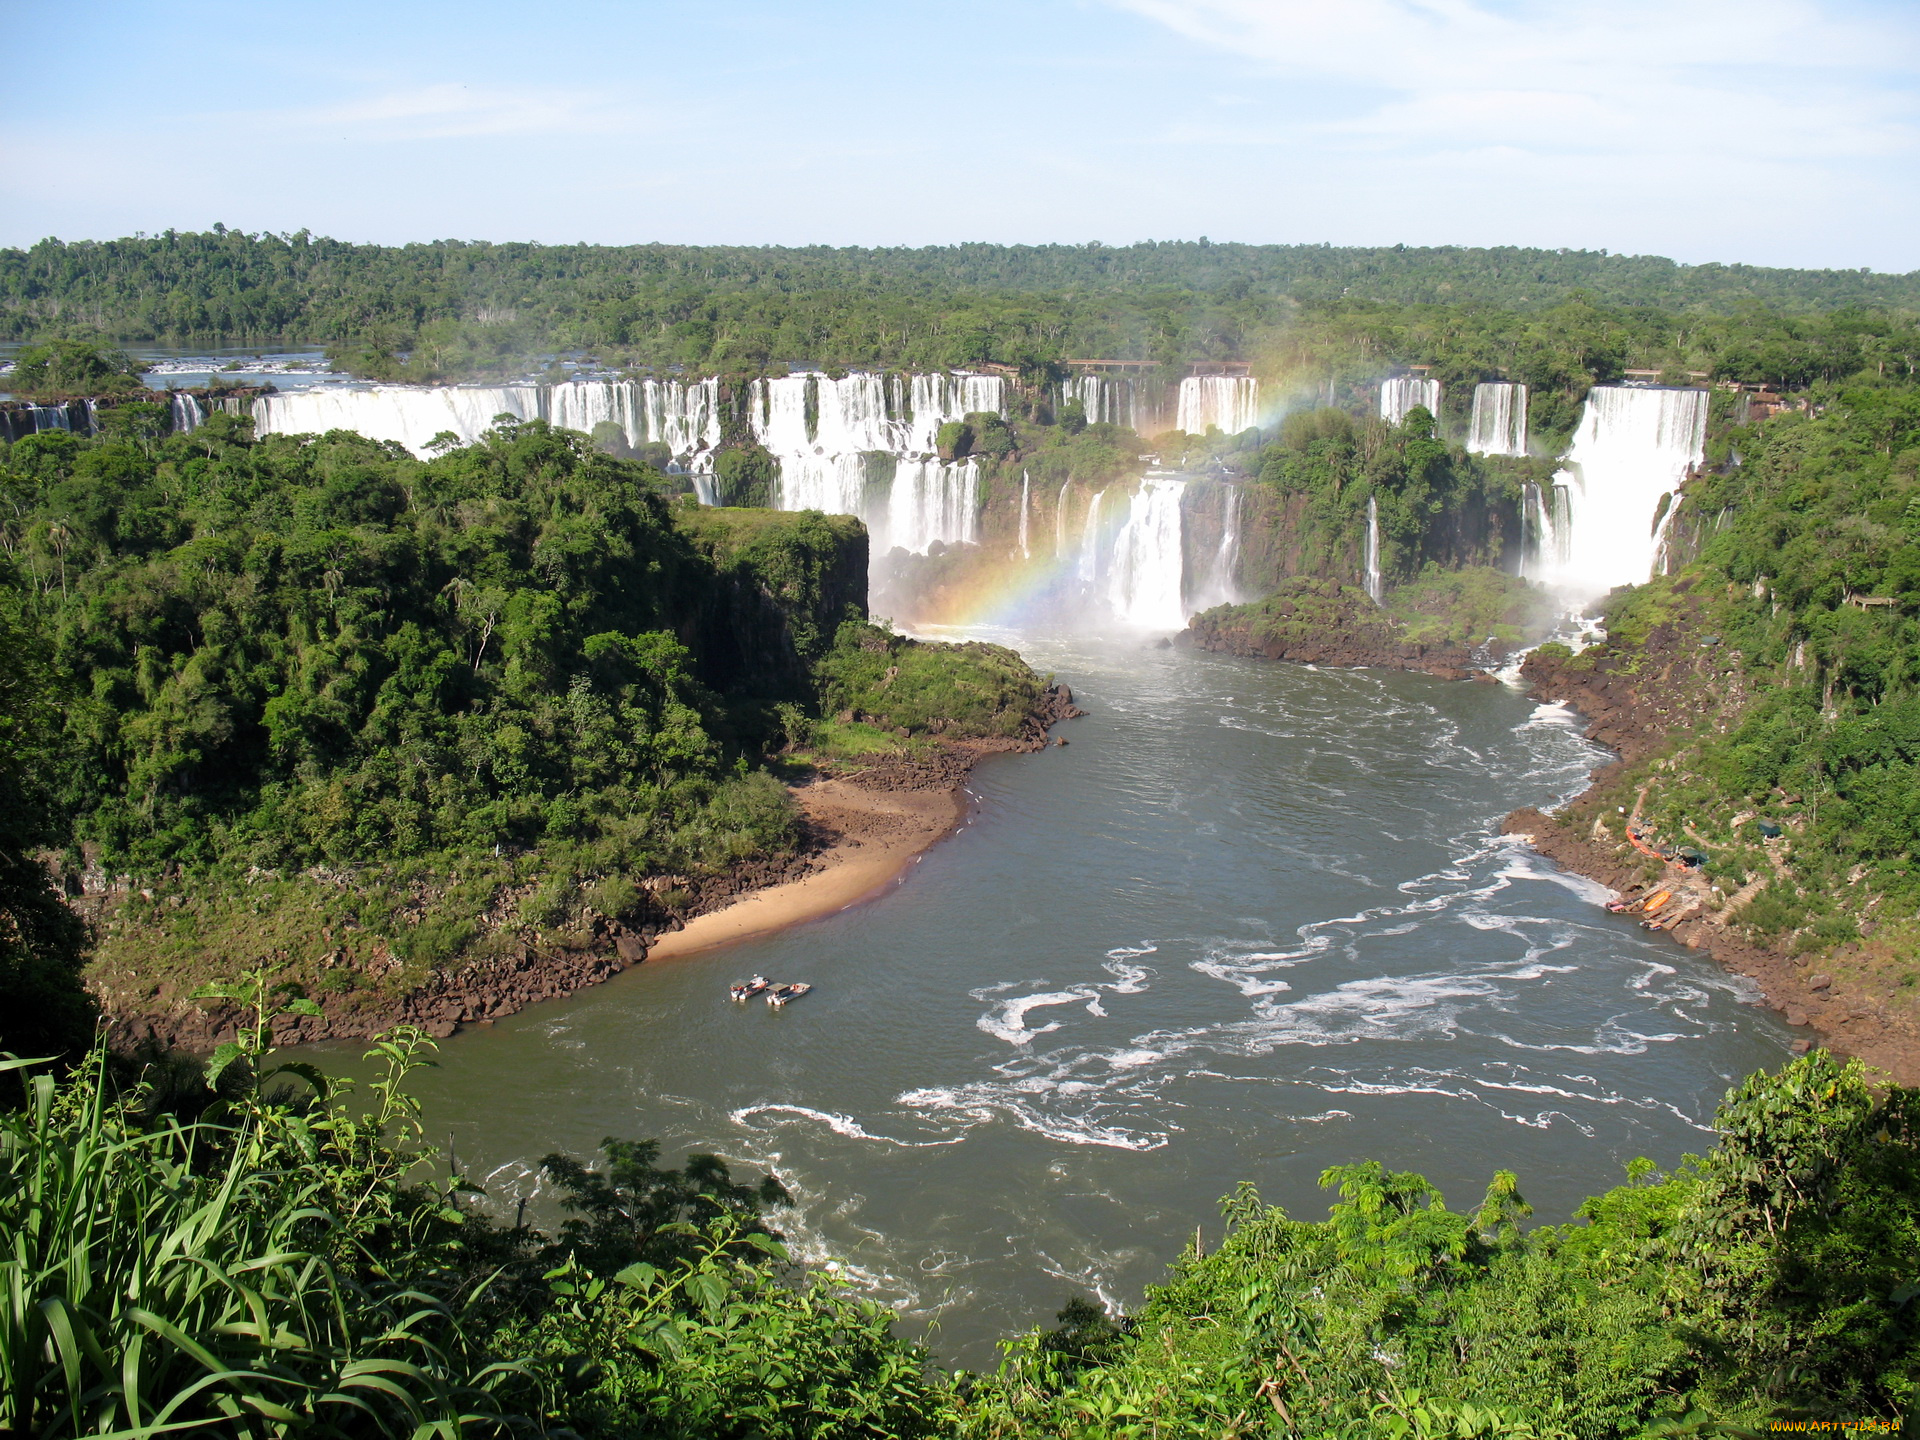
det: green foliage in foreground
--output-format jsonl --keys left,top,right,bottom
{"left": 4, "top": 1007, "right": 1914, "bottom": 1438}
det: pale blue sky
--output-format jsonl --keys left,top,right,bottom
{"left": 6, "top": 0, "right": 1917, "bottom": 270}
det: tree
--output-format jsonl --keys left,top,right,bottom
{"left": 0, "top": 561, "right": 94, "bottom": 1066}
{"left": 7, "top": 339, "right": 147, "bottom": 398}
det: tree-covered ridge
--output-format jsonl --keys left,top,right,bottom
{"left": 5, "top": 232, "right": 1918, "bottom": 393}
{"left": 0, "top": 413, "right": 1055, "bottom": 1022}
{"left": 3, "top": 1025, "right": 1911, "bottom": 1438}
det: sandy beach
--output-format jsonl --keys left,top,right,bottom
{"left": 645, "top": 774, "right": 969, "bottom": 960}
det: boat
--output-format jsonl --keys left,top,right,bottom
{"left": 766, "top": 982, "right": 812, "bottom": 1008}
{"left": 729, "top": 975, "right": 771, "bottom": 1002}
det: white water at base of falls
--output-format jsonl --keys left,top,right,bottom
{"left": 1380, "top": 376, "right": 1442, "bottom": 426}
{"left": 1364, "top": 496, "right": 1383, "bottom": 603}
{"left": 1176, "top": 376, "right": 1260, "bottom": 436}
{"left": 251, "top": 379, "right": 721, "bottom": 463}
{"left": 1537, "top": 386, "right": 1708, "bottom": 599}
{"left": 1467, "top": 382, "right": 1528, "bottom": 457}
{"left": 1104, "top": 477, "right": 1190, "bottom": 629}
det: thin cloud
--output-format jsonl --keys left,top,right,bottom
{"left": 1105, "top": 0, "right": 1919, "bottom": 162}
{"left": 242, "top": 81, "right": 651, "bottom": 142}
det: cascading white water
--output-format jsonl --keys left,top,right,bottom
{"left": 1364, "top": 496, "right": 1383, "bottom": 603}
{"left": 1380, "top": 376, "right": 1442, "bottom": 426}
{"left": 905, "top": 373, "right": 1004, "bottom": 453}
{"left": 1018, "top": 471, "right": 1031, "bottom": 558}
{"left": 1104, "top": 476, "right": 1190, "bottom": 629}
{"left": 1060, "top": 376, "right": 1107, "bottom": 424}
{"left": 1521, "top": 481, "right": 1567, "bottom": 577}
{"left": 1537, "top": 386, "right": 1708, "bottom": 598}
{"left": 1054, "top": 481, "right": 1072, "bottom": 557}
{"left": 749, "top": 371, "right": 1001, "bottom": 555}
{"left": 169, "top": 394, "right": 204, "bottom": 434}
{"left": 1176, "top": 376, "right": 1260, "bottom": 436}
{"left": 1466, "top": 382, "right": 1528, "bottom": 457}
{"left": 1077, "top": 492, "right": 1107, "bottom": 585}
{"left": 887, "top": 459, "right": 981, "bottom": 555}
{"left": 250, "top": 379, "right": 721, "bottom": 462}
{"left": 1179, "top": 480, "right": 1244, "bottom": 616}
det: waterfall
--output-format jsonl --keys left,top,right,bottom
{"left": 250, "top": 378, "right": 721, "bottom": 461}
{"left": 1176, "top": 376, "right": 1259, "bottom": 435}
{"left": 1105, "top": 477, "right": 1190, "bottom": 629}
{"left": 1060, "top": 376, "right": 1107, "bottom": 423}
{"left": 1364, "top": 496, "right": 1383, "bottom": 603}
{"left": 169, "top": 393, "right": 204, "bottom": 434}
{"left": 1466, "top": 382, "right": 1528, "bottom": 457}
{"left": 748, "top": 371, "right": 1002, "bottom": 555}
{"left": 1018, "top": 471, "right": 1031, "bottom": 558}
{"left": 887, "top": 459, "right": 980, "bottom": 554}
{"left": 1054, "top": 481, "right": 1073, "bottom": 557}
{"left": 905, "top": 373, "right": 1004, "bottom": 453}
{"left": 1380, "top": 376, "right": 1442, "bottom": 426}
{"left": 28, "top": 403, "right": 78, "bottom": 433}
{"left": 1077, "top": 491, "right": 1107, "bottom": 586}
{"left": 1539, "top": 386, "right": 1708, "bottom": 597}
{"left": 1181, "top": 480, "right": 1243, "bottom": 614}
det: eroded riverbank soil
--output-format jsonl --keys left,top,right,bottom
{"left": 1509, "top": 633, "right": 1920, "bottom": 1085}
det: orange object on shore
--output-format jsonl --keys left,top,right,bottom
{"left": 1643, "top": 889, "right": 1673, "bottom": 914}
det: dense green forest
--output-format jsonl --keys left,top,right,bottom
{"left": 5, "top": 232, "right": 1918, "bottom": 399}
{"left": 0, "top": 409, "right": 1050, "bottom": 1027}
{"left": 2, "top": 1020, "right": 1911, "bottom": 1438}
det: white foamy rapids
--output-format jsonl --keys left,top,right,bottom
{"left": 1467, "top": 382, "right": 1528, "bottom": 457}
{"left": 1537, "top": 386, "right": 1707, "bottom": 599}
{"left": 730, "top": 1104, "right": 967, "bottom": 1148}
{"left": 1176, "top": 376, "right": 1259, "bottom": 436}
{"left": 748, "top": 372, "right": 1000, "bottom": 554}
{"left": 250, "top": 378, "right": 721, "bottom": 461}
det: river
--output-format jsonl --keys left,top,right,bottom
{"left": 306, "top": 626, "right": 1792, "bottom": 1366}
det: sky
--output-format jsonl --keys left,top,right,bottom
{"left": 5, "top": 0, "right": 1917, "bottom": 271}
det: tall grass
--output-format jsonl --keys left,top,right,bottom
{"left": 0, "top": 992, "right": 522, "bottom": 1438}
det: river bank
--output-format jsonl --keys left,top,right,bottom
{"left": 96, "top": 688, "right": 1083, "bottom": 1053}
{"left": 1502, "top": 632, "right": 1920, "bottom": 1085}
